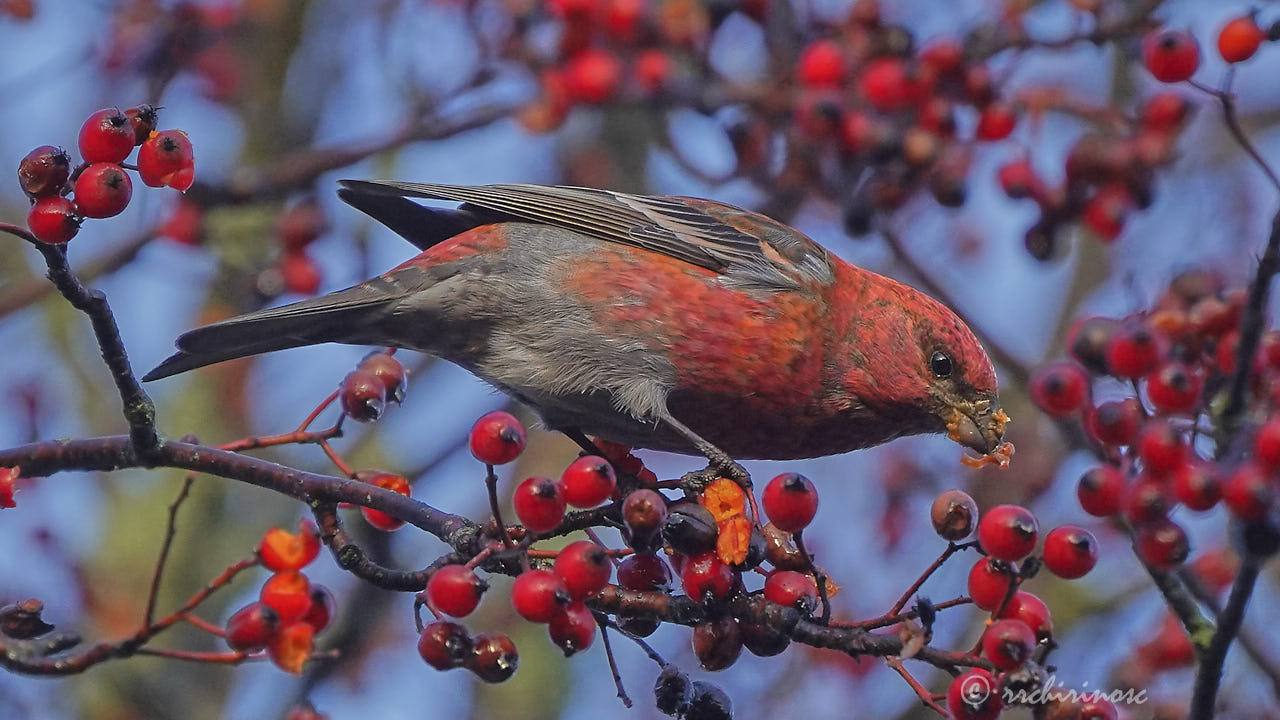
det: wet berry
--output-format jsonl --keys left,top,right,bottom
{"left": 17, "top": 145, "right": 71, "bottom": 198}
{"left": 693, "top": 616, "right": 743, "bottom": 671}
{"left": 358, "top": 352, "right": 407, "bottom": 403}
{"left": 418, "top": 620, "right": 472, "bottom": 670}
{"left": 468, "top": 632, "right": 518, "bottom": 683}
{"left": 548, "top": 601, "right": 596, "bottom": 656}
{"left": 616, "top": 553, "right": 672, "bottom": 591}
{"left": 339, "top": 369, "right": 385, "bottom": 422}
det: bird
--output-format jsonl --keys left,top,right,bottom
{"left": 144, "top": 180, "right": 1006, "bottom": 464}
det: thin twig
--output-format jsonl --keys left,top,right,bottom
{"left": 596, "top": 615, "right": 633, "bottom": 708}
{"left": 792, "top": 531, "right": 831, "bottom": 625}
{"left": 889, "top": 542, "right": 972, "bottom": 616}
{"left": 484, "top": 465, "right": 515, "bottom": 548}
{"left": 886, "top": 657, "right": 949, "bottom": 716}
{"left": 143, "top": 474, "right": 197, "bottom": 626}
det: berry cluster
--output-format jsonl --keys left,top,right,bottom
{"left": 924, "top": 489, "right": 1106, "bottom": 720}
{"left": 224, "top": 520, "right": 333, "bottom": 674}
{"left": 1031, "top": 269, "right": 1280, "bottom": 571}
{"left": 338, "top": 351, "right": 409, "bottom": 424}
{"left": 19, "top": 105, "right": 195, "bottom": 245}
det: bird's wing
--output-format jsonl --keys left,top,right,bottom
{"left": 338, "top": 180, "right": 834, "bottom": 288}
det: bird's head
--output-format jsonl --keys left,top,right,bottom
{"left": 837, "top": 277, "right": 1006, "bottom": 454}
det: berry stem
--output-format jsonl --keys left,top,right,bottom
{"left": 886, "top": 657, "right": 949, "bottom": 717}
{"left": 792, "top": 530, "right": 832, "bottom": 625}
{"left": 484, "top": 465, "right": 515, "bottom": 548}
{"left": 888, "top": 541, "right": 974, "bottom": 616}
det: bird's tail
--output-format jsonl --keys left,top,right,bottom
{"left": 142, "top": 277, "right": 409, "bottom": 381}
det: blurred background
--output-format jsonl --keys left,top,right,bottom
{"left": 1, "top": 0, "right": 1279, "bottom": 718}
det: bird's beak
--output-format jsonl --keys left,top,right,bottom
{"left": 945, "top": 400, "right": 1009, "bottom": 455}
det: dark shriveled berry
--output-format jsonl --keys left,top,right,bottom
{"left": 930, "top": 489, "right": 978, "bottom": 541}
{"left": 740, "top": 621, "right": 790, "bottom": 657}
{"left": 467, "top": 632, "right": 518, "bottom": 683}
{"left": 18, "top": 145, "right": 71, "bottom": 198}
{"left": 623, "top": 488, "right": 668, "bottom": 550}
{"left": 654, "top": 666, "right": 693, "bottom": 716}
{"left": 693, "top": 616, "right": 742, "bottom": 671}
{"left": 662, "top": 502, "right": 719, "bottom": 555}
{"left": 418, "top": 620, "right": 472, "bottom": 671}
{"left": 686, "top": 681, "right": 734, "bottom": 720}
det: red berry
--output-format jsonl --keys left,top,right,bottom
{"left": 622, "top": 488, "right": 668, "bottom": 545}
{"left": 1135, "top": 518, "right": 1190, "bottom": 570}
{"left": 1136, "top": 420, "right": 1187, "bottom": 476}
{"left": 225, "top": 602, "right": 280, "bottom": 651}
{"left": 1143, "top": 29, "right": 1200, "bottom": 83}
{"left": 1069, "top": 316, "right": 1120, "bottom": 375}
{"left": 858, "top": 57, "right": 924, "bottom": 112}
{"left": 763, "top": 570, "right": 818, "bottom": 614}
{"left": 554, "top": 540, "right": 612, "bottom": 600}
{"left": 680, "top": 549, "right": 735, "bottom": 601}
{"left": 1086, "top": 399, "right": 1142, "bottom": 446}
{"left": 977, "top": 504, "right": 1038, "bottom": 562}
{"left": 762, "top": 472, "right": 818, "bottom": 533}
{"left": 997, "top": 590, "right": 1052, "bottom": 639}
{"left": 339, "top": 369, "right": 385, "bottom": 422}
{"left": 997, "top": 158, "right": 1038, "bottom": 199}
{"left": 358, "top": 352, "right": 408, "bottom": 404}
{"left": 1218, "top": 16, "right": 1266, "bottom": 63}
{"left": 469, "top": 411, "right": 526, "bottom": 465}
{"left": 1081, "top": 184, "right": 1133, "bottom": 242}
{"left": 468, "top": 632, "right": 519, "bottom": 683}
{"left": 260, "top": 571, "right": 313, "bottom": 623}
{"left": 1146, "top": 361, "right": 1203, "bottom": 414}
{"left": 78, "top": 107, "right": 135, "bottom": 164}
{"left": 1078, "top": 465, "right": 1125, "bottom": 516}
{"left": 418, "top": 620, "right": 472, "bottom": 670}
{"left": 301, "top": 584, "right": 335, "bottom": 633}
{"left": 1080, "top": 698, "right": 1119, "bottom": 720}
{"left": 1173, "top": 461, "right": 1221, "bottom": 511}
{"left": 258, "top": 519, "right": 321, "bottom": 572}
{"left": 280, "top": 251, "right": 321, "bottom": 295}
{"left": 426, "top": 564, "right": 488, "bottom": 618}
{"left": 967, "top": 557, "right": 1016, "bottom": 611}
{"left": 123, "top": 104, "right": 158, "bottom": 145}
{"left": 136, "top": 129, "right": 196, "bottom": 190}
{"left": 1123, "top": 475, "right": 1172, "bottom": 526}
{"left": 1223, "top": 462, "right": 1274, "bottom": 522}
{"left": 1254, "top": 418, "right": 1280, "bottom": 471}
{"left": 797, "top": 39, "right": 845, "bottom": 88}
{"left": 548, "top": 601, "right": 596, "bottom": 656}
{"left": 565, "top": 48, "right": 622, "bottom": 104}
{"left": 17, "top": 145, "right": 71, "bottom": 198}
{"left": 278, "top": 197, "right": 328, "bottom": 251}
{"left": 1030, "top": 361, "right": 1089, "bottom": 416}
{"left": 947, "top": 669, "right": 1002, "bottom": 720}
{"left": 635, "top": 49, "right": 673, "bottom": 93}
{"left": 962, "top": 63, "right": 996, "bottom": 105}
{"left": 602, "top": 0, "right": 644, "bottom": 40}
{"left": 1140, "top": 92, "right": 1191, "bottom": 133}
{"left": 616, "top": 553, "right": 672, "bottom": 591}
{"left": 920, "top": 38, "right": 964, "bottom": 75}
{"left": 513, "top": 476, "right": 567, "bottom": 533}
{"left": 1042, "top": 525, "right": 1098, "bottom": 579}
{"left": 560, "top": 455, "right": 616, "bottom": 508}
{"left": 930, "top": 488, "right": 978, "bottom": 541}
{"left": 355, "top": 470, "right": 410, "bottom": 531}
{"left": 981, "top": 618, "right": 1035, "bottom": 670}
{"left": 511, "top": 568, "right": 570, "bottom": 623}
{"left": 975, "top": 101, "right": 1016, "bottom": 141}
{"left": 73, "top": 162, "right": 132, "bottom": 218}
{"left": 26, "top": 196, "right": 81, "bottom": 245}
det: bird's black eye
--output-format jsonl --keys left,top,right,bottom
{"left": 930, "top": 351, "right": 953, "bottom": 379}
